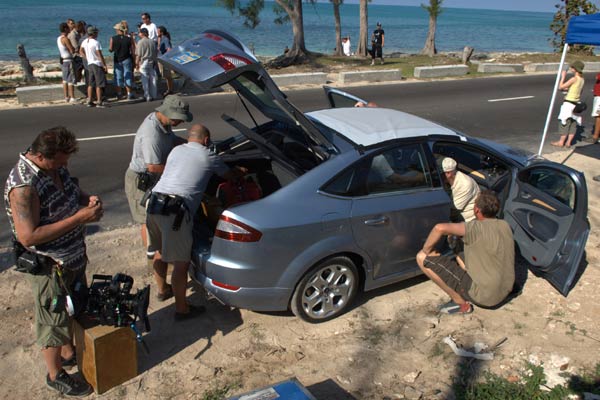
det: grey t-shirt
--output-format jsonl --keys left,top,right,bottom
{"left": 464, "top": 218, "right": 515, "bottom": 307}
{"left": 128, "top": 112, "right": 176, "bottom": 173}
{"left": 135, "top": 37, "right": 157, "bottom": 66}
{"left": 152, "top": 142, "right": 229, "bottom": 215}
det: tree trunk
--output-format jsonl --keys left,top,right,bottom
{"left": 356, "top": 0, "right": 369, "bottom": 57}
{"left": 421, "top": 15, "right": 437, "bottom": 56}
{"left": 17, "top": 44, "right": 35, "bottom": 83}
{"left": 333, "top": 1, "right": 343, "bottom": 56}
{"left": 268, "top": 0, "right": 312, "bottom": 67}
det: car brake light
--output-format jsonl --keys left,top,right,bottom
{"left": 210, "top": 53, "right": 253, "bottom": 71}
{"left": 215, "top": 215, "right": 262, "bottom": 242}
{"left": 212, "top": 279, "right": 240, "bottom": 291}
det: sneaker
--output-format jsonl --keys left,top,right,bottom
{"left": 174, "top": 304, "right": 206, "bottom": 322}
{"left": 95, "top": 101, "right": 106, "bottom": 108}
{"left": 86, "top": 101, "right": 95, "bottom": 108}
{"left": 68, "top": 97, "right": 78, "bottom": 104}
{"left": 438, "top": 300, "right": 473, "bottom": 315}
{"left": 65, "top": 97, "right": 70, "bottom": 103}
{"left": 145, "top": 97, "right": 153, "bottom": 102}
{"left": 127, "top": 94, "right": 136, "bottom": 100}
{"left": 370, "top": 60, "right": 375, "bottom": 66}
{"left": 156, "top": 284, "right": 173, "bottom": 302}
{"left": 381, "top": 59, "right": 384, "bottom": 65}
{"left": 46, "top": 369, "right": 93, "bottom": 397}
{"left": 61, "top": 353, "right": 77, "bottom": 369}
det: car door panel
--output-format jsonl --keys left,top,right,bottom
{"left": 503, "top": 163, "right": 589, "bottom": 295}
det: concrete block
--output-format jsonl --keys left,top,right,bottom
{"left": 414, "top": 64, "right": 468, "bottom": 78}
{"left": 16, "top": 83, "right": 87, "bottom": 104}
{"left": 477, "top": 63, "right": 524, "bottom": 73}
{"left": 271, "top": 72, "right": 327, "bottom": 87}
{"left": 583, "top": 61, "right": 600, "bottom": 72}
{"left": 524, "top": 63, "right": 563, "bottom": 73}
{"left": 339, "top": 69, "right": 401, "bottom": 84}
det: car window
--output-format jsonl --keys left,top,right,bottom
{"left": 366, "top": 144, "right": 430, "bottom": 194}
{"left": 234, "top": 73, "right": 279, "bottom": 111}
{"left": 519, "top": 167, "right": 576, "bottom": 210}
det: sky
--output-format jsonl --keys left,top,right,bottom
{"left": 341, "top": 0, "right": 563, "bottom": 13}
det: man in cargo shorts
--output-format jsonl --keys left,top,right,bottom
{"left": 4, "top": 126, "right": 103, "bottom": 396}
{"left": 124, "top": 95, "right": 192, "bottom": 299}
{"left": 415, "top": 190, "right": 515, "bottom": 314}
{"left": 146, "top": 124, "right": 245, "bottom": 320}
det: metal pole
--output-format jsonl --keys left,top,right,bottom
{"left": 538, "top": 43, "right": 569, "bottom": 156}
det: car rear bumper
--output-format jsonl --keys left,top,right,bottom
{"left": 189, "top": 262, "right": 292, "bottom": 312}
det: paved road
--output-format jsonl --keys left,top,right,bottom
{"left": 0, "top": 73, "right": 592, "bottom": 244}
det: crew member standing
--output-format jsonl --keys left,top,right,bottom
{"left": 124, "top": 95, "right": 192, "bottom": 290}
{"left": 146, "top": 124, "right": 246, "bottom": 320}
{"left": 57, "top": 22, "right": 77, "bottom": 104}
{"left": 370, "top": 22, "right": 385, "bottom": 65}
{"left": 4, "top": 127, "right": 103, "bottom": 396}
{"left": 79, "top": 25, "right": 108, "bottom": 107}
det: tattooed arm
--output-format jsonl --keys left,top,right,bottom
{"left": 9, "top": 186, "right": 103, "bottom": 247}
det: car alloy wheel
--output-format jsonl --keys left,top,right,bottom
{"left": 291, "top": 256, "right": 359, "bottom": 323}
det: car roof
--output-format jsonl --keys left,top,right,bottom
{"left": 307, "top": 107, "right": 459, "bottom": 147}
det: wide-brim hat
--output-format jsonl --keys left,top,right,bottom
{"left": 87, "top": 25, "right": 98, "bottom": 35}
{"left": 571, "top": 60, "right": 584, "bottom": 73}
{"left": 156, "top": 95, "right": 193, "bottom": 122}
{"left": 113, "top": 22, "right": 125, "bottom": 31}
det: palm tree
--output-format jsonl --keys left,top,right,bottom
{"left": 331, "top": 0, "right": 343, "bottom": 56}
{"left": 356, "top": 0, "right": 369, "bottom": 57}
{"left": 421, "top": 0, "right": 443, "bottom": 57}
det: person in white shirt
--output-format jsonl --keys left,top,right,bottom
{"left": 140, "top": 12, "right": 159, "bottom": 44}
{"left": 442, "top": 157, "right": 480, "bottom": 222}
{"left": 79, "top": 26, "right": 108, "bottom": 107}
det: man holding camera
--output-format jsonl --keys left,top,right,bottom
{"left": 124, "top": 95, "right": 191, "bottom": 299}
{"left": 146, "top": 124, "right": 246, "bottom": 320}
{"left": 4, "top": 127, "right": 103, "bottom": 396}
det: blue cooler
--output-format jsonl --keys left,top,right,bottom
{"left": 228, "top": 378, "right": 316, "bottom": 400}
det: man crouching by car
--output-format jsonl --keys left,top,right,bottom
{"left": 4, "top": 126, "right": 103, "bottom": 396}
{"left": 146, "top": 124, "right": 246, "bottom": 321}
{"left": 416, "top": 190, "right": 515, "bottom": 315}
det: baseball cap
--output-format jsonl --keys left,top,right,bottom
{"left": 442, "top": 157, "right": 457, "bottom": 172}
{"left": 139, "top": 27, "right": 149, "bottom": 35}
{"left": 376, "top": 21, "right": 382, "bottom": 26}
{"left": 86, "top": 25, "right": 98, "bottom": 35}
{"left": 156, "top": 95, "right": 193, "bottom": 122}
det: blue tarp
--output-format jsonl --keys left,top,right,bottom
{"left": 566, "top": 13, "right": 600, "bottom": 45}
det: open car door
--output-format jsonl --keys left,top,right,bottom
{"left": 323, "top": 86, "right": 368, "bottom": 108}
{"left": 503, "top": 162, "right": 589, "bottom": 296}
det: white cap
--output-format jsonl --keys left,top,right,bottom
{"left": 442, "top": 157, "right": 457, "bottom": 172}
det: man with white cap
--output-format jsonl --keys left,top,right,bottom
{"left": 442, "top": 157, "right": 480, "bottom": 223}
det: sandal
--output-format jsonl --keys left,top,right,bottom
{"left": 550, "top": 142, "right": 564, "bottom": 148}
{"left": 156, "top": 284, "right": 173, "bottom": 302}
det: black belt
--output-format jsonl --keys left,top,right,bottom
{"left": 147, "top": 193, "right": 187, "bottom": 231}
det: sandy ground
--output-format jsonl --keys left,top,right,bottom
{"left": 0, "top": 143, "right": 598, "bottom": 399}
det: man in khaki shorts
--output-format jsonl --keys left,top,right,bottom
{"left": 124, "top": 95, "right": 191, "bottom": 265}
{"left": 146, "top": 124, "right": 245, "bottom": 320}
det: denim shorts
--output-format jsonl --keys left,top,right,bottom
{"left": 114, "top": 57, "right": 133, "bottom": 88}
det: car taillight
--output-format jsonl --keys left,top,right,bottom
{"left": 212, "top": 279, "right": 240, "bottom": 291}
{"left": 210, "top": 53, "right": 253, "bottom": 71}
{"left": 215, "top": 215, "right": 262, "bottom": 242}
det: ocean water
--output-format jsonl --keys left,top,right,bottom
{"left": 0, "top": 0, "right": 555, "bottom": 61}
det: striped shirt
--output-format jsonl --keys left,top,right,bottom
{"left": 4, "top": 153, "right": 87, "bottom": 270}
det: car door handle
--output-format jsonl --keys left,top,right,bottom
{"left": 364, "top": 216, "right": 389, "bottom": 226}
{"left": 521, "top": 192, "right": 532, "bottom": 200}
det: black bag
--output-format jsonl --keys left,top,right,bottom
{"left": 136, "top": 171, "right": 159, "bottom": 192}
{"left": 573, "top": 101, "right": 587, "bottom": 114}
{"left": 13, "top": 239, "right": 47, "bottom": 275}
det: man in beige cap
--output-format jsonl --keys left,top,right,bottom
{"left": 442, "top": 157, "right": 480, "bottom": 222}
{"left": 125, "top": 95, "right": 192, "bottom": 300}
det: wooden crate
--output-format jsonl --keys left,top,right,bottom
{"left": 74, "top": 319, "right": 138, "bottom": 394}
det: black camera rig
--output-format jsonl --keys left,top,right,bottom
{"left": 85, "top": 273, "right": 151, "bottom": 353}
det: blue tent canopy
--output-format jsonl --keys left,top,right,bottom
{"left": 566, "top": 13, "right": 600, "bottom": 45}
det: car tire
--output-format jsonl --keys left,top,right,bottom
{"left": 290, "top": 256, "right": 359, "bottom": 323}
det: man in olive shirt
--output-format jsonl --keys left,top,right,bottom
{"left": 416, "top": 190, "right": 515, "bottom": 314}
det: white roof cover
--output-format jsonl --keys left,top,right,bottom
{"left": 307, "top": 107, "right": 458, "bottom": 146}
